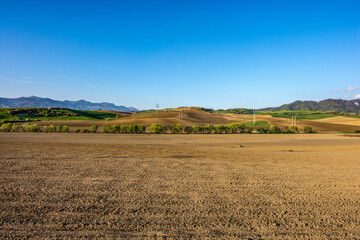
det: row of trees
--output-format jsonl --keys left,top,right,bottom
{"left": 0, "top": 122, "right": 316, "bottom": 134}
{"left": 43, "top": 125, "right": 69, "bottom": 133}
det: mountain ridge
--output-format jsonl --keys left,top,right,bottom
{"left": 0, "top": 96, "right": 138, "bottom": 111}
{"left": 261, "top": 98, "right": 360, "bottom": 113}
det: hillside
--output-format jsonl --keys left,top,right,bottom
{"left": 0, "top": 96, "right": 138, "bottom": 111}
{"left": 262, "top": 99, "right": 360, "bottom": 113}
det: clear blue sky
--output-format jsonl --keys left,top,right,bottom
{"left": 0, "top": 0, "right": 359, "bottom": 109}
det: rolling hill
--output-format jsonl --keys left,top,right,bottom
{"left": 0, "top": 96, "right": 138, "bottom": 111}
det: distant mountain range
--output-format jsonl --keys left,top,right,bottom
{"left": 1, "top": 96, "right": 360, "bottom": 113}
{"left": 0, "top": 96, "right": 138, "bottom": 111}
{"left": 261, "top": 99, "right": 360, "bottom": 113}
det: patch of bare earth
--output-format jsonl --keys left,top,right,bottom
{"left": 1, "top": 133, "right": 360, "bottom": 238}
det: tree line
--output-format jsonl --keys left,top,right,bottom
{"left": 0, "top": 122, "right": 320, "bottom": 134}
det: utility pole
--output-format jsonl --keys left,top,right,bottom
{"left": 253, "top": 109, "right": 256, "bottom": 125}
{"left": 291, "top": 116, "right": 294, "bottom": 126}
{"left": 156, "top": 103, "right": 159, "bottom": 115}
{"left": 295, "top": 115, "right": 297, "bottom": 126}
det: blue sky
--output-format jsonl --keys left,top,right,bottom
{"left": 0, "top": 0, "right": 359, "bottom": 109}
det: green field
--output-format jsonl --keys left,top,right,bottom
{"left": 0, "top": 108, "right": 123, "bottom": 122}
{"left": 241, "top": 120, "right": 270, "bottom": 127}
{"left": 135, "top": 110, "right": 158, "bottom": 115}
{"left": 256, "top": 110, "right": 342, "bottom": 120}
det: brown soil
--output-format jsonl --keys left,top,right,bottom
{"left": 1, "top": 133, "right": 360, "bottom": 238}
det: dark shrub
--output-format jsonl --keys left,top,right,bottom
{"left": 184, "top": 126, "right": 193, "bottom": 134}
{"left": 269, "top": 125, "right": 281, "bottom": 134}
{"left": 91, "top": 125, "right": 98, "bottom": 133}
{"left": 304, "top": 126, "right": 315, "bottom": 133}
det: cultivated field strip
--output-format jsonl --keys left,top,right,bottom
{"left": 1, "top": 135, "right": 360, "bottom": 238}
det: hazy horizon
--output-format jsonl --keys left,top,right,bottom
{"left": 1, "top": 0, "right": 359, "bottom": 109}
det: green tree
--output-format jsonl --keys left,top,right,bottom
{"left": 215, "top": 125, "right": 226, "bottom": 134}
{"left": 137, "top": 124, "right": 146, "bottom": 133}
{"left": 269, "top": 125, "right": 281, "bottom": 134}
{"left": 56, "top": 125, "right": 63, "bottom": 133}
{"left": 127, "top": 124, "right": 137, "bottom": 134}
{"left": 91, "top": 125, "right": 98, "bottom": 133}
{"left": 102, "top": 123, "right": 114, "bottom": 133}
{"left": 120, "top": 125, "right": 128, "bottom": 133}
{"left": 229, "top": 123, "right": 240, "bottom": 133}
{"left": 149, "top": 123, "right": 165, "bottom": 134}
{"left": 0, "top": 123, "right": 13, "bottom": 132}
{"left": 62, "top": 125, "right": 69, "bottom": 133}
{"left": 192, "top": 125, "right": 201, "bottom": 133}
{"left": 112, "top": 125, "right": 121, "bottom": 133}
{"left": 43, "top": 125, "right": 55, "bottom": 133}
{"left": 184, "top": 126, "right": 193, "bottom": 134}
{"left": 257, "top": 127, "right": 267, "bottom": 134}
{"left": 22, "top": 123, "right": 40, "bottom": 132}
{"left": 290, "top": 126, "right": 299, "bottom": 133}
{"left": 239, "top": 123, "right": 246, "bottom": 133}
{"left": 11, "top": 124, "right": 19, "bottom": 132}
{"left": 170, "top": 123, "right": 183, "bottom": 134}
{"left": 244, "top": 127, "right": 253, "bottom": 134}
{"left": 203, "top": 125, "right": 214, "bottom": 134}
{"left": 304, "top": 126, "right": 315, "bottom": 133}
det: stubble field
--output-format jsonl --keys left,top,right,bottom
{"left": 1, "top": 133, "right": 360, "bottom": 239}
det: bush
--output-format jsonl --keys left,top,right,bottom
{"left": 239, "top": 124, "right": 246, "bottom": 133}
{"left": 43, "top": 125, "right": 55, "bottom": 133}
{"left": 103, "top": 123, "right": 114, "bottom": 133}
{"left": 304, "top": 126, "right": 315, "bottom": 133}
{"left": 244, "top": 127, "right": 253, "bottom": 134}
{"left": 184, "top": 126, "right": 193, "bottom": 134}
{"left": 215, "top": 125, "right": 226, "bottom": 134}
{"left": 120, "top": 125, "right": 128, "bottom": 133}
{"left": 229, "top": 123, "right": 240, "bottom": 133}
{"left": 355, "top": 130, "right": 360, "bottom": 133}
{"left": 203, "top": 125, "right": 214, "bottom": 134}
{"left": 11, "top": 124, "right": 19, "bottom": 132}
{"left": 74, "top": 129, "right": 81, "bottom": 133}
{"left": 192, "top": 125, "right": 201, "bottom": 134}
{"left": 0, "top": 123, "right": 14, "bottom": 132}
{"left": 257, "top": 127, "right": 267, "bottom": 134}
{"left": 269, "top": 125, "right": 281, "bottom": 134}
{"left": 127, "top": 124, "right": 137, "bottom": 134}
{"left": 56, "top": 125, "right": 63, "bottom": 133}
{"left": 137, "top": 124, "right": 146, "bottom": 134}
{"left": 91, "top": 125, "right": 98, "bottom": 133}
{"left": 22, "top": 123, "right": 40, "bottom": 132}
{"left": 112, "top": 125, "right": 121, "bottom": 133}
{"left": 290, "top": 126, "right": 299, "bottom": 133}
{"left": 62, "top": 125, "right": 69, "bottom": 133}
{"left": 81, "top": 129, "right": 90, "bottom": 133}
{"left": 149, "top": 123, "right": 166, "bottom": 134}
{"left": 283, "top": 129, "right": 293, "bottom": 134}
{"left": 170, "top": 123, "right": 183, "bottom": 134}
